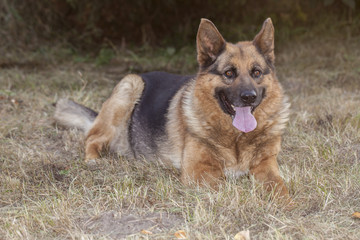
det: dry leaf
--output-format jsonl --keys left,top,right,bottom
{"left": 234, "top": 230, "right": 250, "bottom": 240}
{"left": 352, "top": 212, "right": 360, "bottom": 219}
{"left": 140, "top": 229, "right": 153, "bottom": 235}
{"left": 174, "top": 230, "right": 187, "bottom": 239}
{"left": 10, "top": 98, "right": 22, "bottom": 106}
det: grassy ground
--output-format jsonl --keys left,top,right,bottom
{"left": 1, "top": 33, "right": 360, "bottom": 239}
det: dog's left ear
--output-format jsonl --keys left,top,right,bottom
{"left": 197, "top": 19, "right": 226, "bottom": 67}
{"left": 253, "top": 18, "right": 275, "bottom": 65}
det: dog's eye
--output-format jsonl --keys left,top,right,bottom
{"left": 252, "top": 69, "right": 262, "bottom": 78}
{"left": 224, "top": 70, "right": 235, "bottom": 78}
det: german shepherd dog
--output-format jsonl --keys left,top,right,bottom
{"left": 55, "top": 18, "right": 291, "bottom": 200}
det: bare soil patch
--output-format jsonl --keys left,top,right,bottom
{"left": 81, "top": 211, "right": 183, "bottom": 239}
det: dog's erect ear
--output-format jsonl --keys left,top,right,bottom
{"left": 253, "top": 18, "right": 275, "bottom": 65}
{"left": 197, "top": 19, "right": 226, "bottom": 67}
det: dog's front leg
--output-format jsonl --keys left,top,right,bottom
{"left": 249, "top": 156, "right": 290, "bottom": 199}
{"left": 181, "top": 138, "right": 224, "bottom": 188}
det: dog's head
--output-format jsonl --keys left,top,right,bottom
{"left": 196, "top": 18, "right": 279, "bottom": 133}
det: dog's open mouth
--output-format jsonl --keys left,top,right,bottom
{"left": 219, "top": 91, "right": 236, "bottom": 116}
{"left": 218, "top": 91, "right": 257, "bottom": 133}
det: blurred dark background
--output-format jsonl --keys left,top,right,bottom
{"left": 0, "top": 0, "right": 359, "bottom": 51}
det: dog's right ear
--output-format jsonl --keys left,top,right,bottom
{"left": 197, "top": 19, "right": 226, "bottom": 67}
{"left": 253, "top": 18, "right": 275, "bottom": 65}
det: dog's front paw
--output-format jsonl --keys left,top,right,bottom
{"left": 85, "top": 158, "right": 100, "bottom": 170}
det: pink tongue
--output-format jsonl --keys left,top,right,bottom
{"left": 232, "top": 106, "right": 257, "bottom": 133}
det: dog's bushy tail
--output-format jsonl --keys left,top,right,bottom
{"left": 54, "top": 99, "right": 98, "bottom": 134}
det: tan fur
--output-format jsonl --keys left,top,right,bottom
{"left": 85, "top": 74, "right": 144, "bottom": 161}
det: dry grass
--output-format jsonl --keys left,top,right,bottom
{"left": 1, "top": 35, "right": 360, "bottom": 239}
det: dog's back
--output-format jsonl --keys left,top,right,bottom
{"left": 129, "top": 72, "right": 194, "bottom": 158}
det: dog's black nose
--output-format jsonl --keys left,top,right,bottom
{"left": 240, "top": 90, "right": 257, "bottom": 104}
